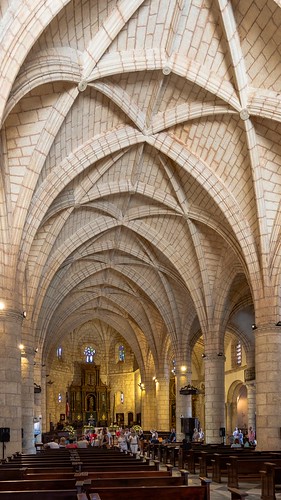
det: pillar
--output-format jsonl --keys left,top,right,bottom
{"left": 155, "top": 377, "right": 170, "bottom": 431}
{"left": 0, "top": 307, "right": 23, "bottom": 457}
{"left": 175, "top": 370, "right": 192, "bottom": 440}
{"left": 141, "top": 379, "right": 156, "bottom": 431}
{"left": 246, "top": 381, "right": 256, "bottom": 433}
{"left": 255, "top": 324, "right": 281, "bottom": 450}
{"left": 21, "top": 345, "right": 36, "bottom": 453}
{"left": 203, "top": 353, "right": 225, "bottom": 443}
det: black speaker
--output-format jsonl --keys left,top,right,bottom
{"left": 0, "top": 428, "right": 10, "bottom": 442}
{"left": 219, "top": 427, "right": 225, "bottom": 437}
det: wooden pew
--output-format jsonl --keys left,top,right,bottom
{"left": 260, "top": 461, "right": 281, "bottom": 500}
{"left": 80, "top": 473, "right": 188, "bottom": 491}
{"left": 226, "top": 455, "right": 281, "bottom": 489}
{"left": 0, "top": 490, "right": 78, "bottom": 499}
{"left": 211, "top": 451, "right": 281, "bottom": 483}
{"left": 0, "top": 478, "right": 82, "bottom": 492}
{"left": 82, "top": 477, "right": 211, "bottom": 500}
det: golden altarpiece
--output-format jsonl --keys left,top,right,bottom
{"left": 68, "top": 363, "right": 110, "bottom": 426}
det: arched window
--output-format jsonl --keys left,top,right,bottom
{"left": 84, "top": 346, "right": 96, "bottom": 363}
{"left": 57, "top": 347, "right": 62, "bottom": 359}
{"left": 118, "top": 345, "right": 125, "bottom": 362}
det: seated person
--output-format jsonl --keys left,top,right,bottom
{"left": 231, "top": 438, "right": 242, "bottom": 448}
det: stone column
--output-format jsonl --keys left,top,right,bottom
{"left": 203, "top": 353, "right": 225, "bottom": 443}
{"left": 155, "top": 377, "right": 170, "bottom": 431}
{"left": 0, "top": 307, "right": 23, "bottom": 457}
{"left": 246, "top": 381, "right": 256, "bottom": 433}
{"left": 255, "top": 324, "right": 281, "bottom": 450}
{"left": 21, "top": 345, "right": 35, "bottom": 453}
{"left": 175, "top": 371, "right": 192, "bottom": 440}
{"left": 141, "top": 379, "right": 156, "bottom": 431}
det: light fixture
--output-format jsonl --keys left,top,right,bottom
{"left": 0, "top": 301, "right": 5, "bottom": 311}
{"left": 152, "top": 376, "right": 158, "bottom": 383}
{"left": 138, "top": 382, "right": 145, "bottom": 391}
{"left": 22, "top": 311, "right": 27, "bottom": 318}
{"left": 201, "top": 353, "right": 206, "bottom": 358}
{"left": 180, "top": 365, "right": 187, "bottom": 372}
{"left": 276, "top": 321, "right": 281, "bottom": 327}
{"left": 217, "top": 352, "right": 224, "bottom": 357}
{"left": 251, "top": 324, "right": 257, "bottom": 330}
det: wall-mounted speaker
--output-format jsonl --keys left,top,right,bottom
{"left": 0, "top": 427, "right": 10, "bottom": 442}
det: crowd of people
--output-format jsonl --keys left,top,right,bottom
{"left": 230, "top": 426, "right": 256, "bottom": 448}
{"left": 44, "top": 426, "right": 179, "bottom": 456}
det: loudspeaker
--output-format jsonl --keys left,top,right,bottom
{"left": 219, "top": 427, "right": 225, "bottom": 437}
{"left": 0, "top": 428, "right": 10, "bottom": 442}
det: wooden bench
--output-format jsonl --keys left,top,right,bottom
{"left": 228, "top": 487, "right": 248, "bottom": 499}
{"left": 211, "top": 451, "right": 281, "bottom": 483}
{"left": 80, "top": 473, "right": 188, "bottom": 491}
{"left": 0, "top": 478, "right": 83, "bottom": 492}
{"left": 0, "top": 489, "right": 78, "bottom": 499}
{"left": 226, "top": 455, "right": 281, "bottom": 488}
{"left": 78, "top": 476, "right": 211, "bottom": 500}
{"left": 260, "top": 461, "right": 281, "bottom": 500}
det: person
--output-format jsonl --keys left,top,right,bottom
{"left": 59, "top": 436, "right": 66, "bottom": 447}
{"left": 248, "top": 426, "right": 255, "bottom": 444}
{"left": 150, "top": 429, "right": 159, "bottom": 443}
{"left": 231, "top": 438, "right": 242, "bottom": 448}
{"left": 138, "top": 428, "right": 145, "bottom": 454}
{"left": 198, "top": 428, "right": 204, "bottom": 442}
{"left": 66, "top": 438, "right": 77, "bottom": 449}
{"left": 192, "top": 428, "right": 200, "bottom": 442}
{"left": 243, "top": 437, "right": 250, "bottom": 447}
{"left": 238, "top": 429, "right": 244, "bottom": 444}
{"left": 233, "top": 427, "right": 239, "bottom": 439}
{"left": 117, "top": 429, "right": 128, "bottom": 453}
{"left": 168, "top": 428, "right": 176, "bottom": 443}
{"left": 45, "top": 438, "right": 59, "bottom": 449}
{"left": 77, "top": 435, "right": 89, "bottom": 448}
{"left": 129, "top": 429, "right": 139, "bottom": 455}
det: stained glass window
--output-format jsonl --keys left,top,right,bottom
{"left": 84, "top": 346, "right": 96, "bottom": 363}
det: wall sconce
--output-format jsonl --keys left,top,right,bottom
{"left": 251, "top": 324, "right": 257, "bottom": 330}
{"left": 152, "top": 376, "right": 158, "bottom": 383}
{"left": 276, "top": 321, "right": 281, "bottom": 327}
{"left": 201, "top": 353, "right": 206, "bottom": 358}
{"left": 138, "top": 382, "right": 145, "bottom": 391}
{"left": 19, "top": 344, "right": 25, "bottom": 355}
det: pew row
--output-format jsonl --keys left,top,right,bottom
{"left": 77, "top": 477, "right": 211, "bottom": 500}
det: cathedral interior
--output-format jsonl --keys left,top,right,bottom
{"left": 0, "top": 0, "right": 281, "bottom": 454}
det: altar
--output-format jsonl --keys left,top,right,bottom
{"left": 68, "top": 363, "right": 110, "bottom": 426}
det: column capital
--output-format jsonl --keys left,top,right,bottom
{"left": 202, "top": 353, "right": 226, "bottom": 362}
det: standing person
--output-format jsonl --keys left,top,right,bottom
{"left": 168, "top": 428, "right": 176, "bottom": 442}
{"left": 248, "top": 426, "right": 255, "bottom": 444}
{"left": 117, "top": 429, "right": 128, "bottom": 453}
{"left": 150, "top": 429, "right": 159, "bottom": 443}
{"left": 138, "top": 428, "right": 145, "bottom": 455}
{"left": 198, "top": 428, "right": 204, "bottom": 442}
{"left": 238, "top": 429, "right": 244, "bottom": 445}
{"left": 129, "top": 429, "right": 139, "bottom": 456}
{"left": 192, "top": 428, "right": 200, "bottom": 442}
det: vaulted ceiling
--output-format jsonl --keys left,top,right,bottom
{"left": 1, "top": 0, "right": 280, "bottom": 373}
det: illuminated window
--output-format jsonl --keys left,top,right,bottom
{"left": 236, "top": 341, "right": 242, "bottom": 365}
{"left": 57, "top": 347, "right": 62, "bottom": 359}
{"left": 118, "top": 345, "right": 125, "bottom": 362}
{"left": 84, "top": 346, "right": 96, "bottom": 363}
{"left": 58, "top": 393, "right": 62, "bottom": 403}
